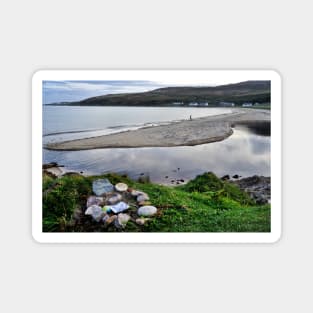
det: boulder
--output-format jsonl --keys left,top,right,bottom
{"left": 221, "top": 175, "right": 230, "bottom": 180}
{"left": 138, "top": 206, "right": 157, "bottom": 217}
{"left": 92, "top": 179, "right": 114, "bottom": 196}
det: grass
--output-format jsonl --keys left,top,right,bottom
{"left": 42, "top": 171, "right": 270, "bottom": 232}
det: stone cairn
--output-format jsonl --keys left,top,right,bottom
{"left": 84, "top": 178, "right": 158, "bottom": 229}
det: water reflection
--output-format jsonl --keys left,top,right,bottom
{"left": 43, "top": 125, "right": 270, "bottom": 184}
{"left": 234, "top": 121, "right": 271, "bottom": 136}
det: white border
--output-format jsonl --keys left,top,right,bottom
{"left": 32, "top": 70, "right": 281, "bottom": 243}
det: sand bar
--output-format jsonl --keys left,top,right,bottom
{"left": 45, "top": 108, "right": 270, "bottom": 151}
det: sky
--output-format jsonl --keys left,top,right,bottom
{"left": 42, "top": 79, "right": 243, "bottom": 104}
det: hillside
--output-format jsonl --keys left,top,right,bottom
{"left": 47, "top": 80, "right": 271, "bottom": 107}
{"left": 43, "top": 171, "right": 270, "bottom": 233}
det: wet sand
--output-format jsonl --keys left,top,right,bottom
{"left": 45, "top": 108, "right": 270, "bottom": 151}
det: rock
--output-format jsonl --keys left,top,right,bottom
{"left": 114, "top": 213, "right": 130, "bottom": 229}
{"left": 138, "top": 206, "right": 157, "bottom": 217}
{"left": 92, "top": 179, "right": 114, "bottom": 196}
{"left": 136, "top": 217, "right": 151, "bottom": 225}
{"left": 115, "top": 182, "right": 128, "bottom": 192}
{"left": 165, "top": 176, "right": 169, "bottom": 178}
{"left": 231, "top": 175, "right": 271, "bottom": 204}
{"left": 256, "top": 197, "right": 268, "bottom": 205}
{"left": 221, "top": 175, "right": 230, "bottom": 180}
{"left": 42, "top": 162, "right": 58, "bottom": 169}
{"left": 45, "top": 167, "right": 64, "bottom": 177}
{"left": 107, "top": 201, "right": 129, "bottom": 214}
{"left": 103, "top": 214, "right": 117, "bottom": 227}
{"left": 107, "top": 193, "right": 122, "bottom": 204}
{"left": 137, "top": 193, "right": 150, "bottom": 202}
{"left": 131, "top": 189, "right": 143, "bottom": 197}
{"left": 131, "top": 190, "right": 149, "bottom": 202}
{"left": 85, "top": 205, "right": 105, "bottom": 222}
{"left": 232, "top": 174, "right": 239, "bottom": 179}
{"left": 180, "top": 179, "right": 185, "bottom": 182}
{"left": 86, "top": 196, "right": 104, "bottom": 207}
{"left": 62, "top": 172, "right": 83, "bottom": 177}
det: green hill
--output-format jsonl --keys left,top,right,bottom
{"left": 47, "top": 80, "right": 271, "bottom": 107}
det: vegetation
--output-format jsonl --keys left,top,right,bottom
{"left": 46, "top": 81, "right": 271, "bottom": 107}
{"left": 42, "top": 172, "right": 270, "bottom": 233}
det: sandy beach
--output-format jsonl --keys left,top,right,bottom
{"left": 45, "top": 108, "right": 270, "bottom": 151}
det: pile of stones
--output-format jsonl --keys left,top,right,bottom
{"left": 84, "top": 178, "right": 158, "bottom": 229}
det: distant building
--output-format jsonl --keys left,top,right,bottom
{"left": 219, "top": 101, "right": 235, "bottom": 107}
{"left": 172, "top": 101, "right": 184, "bottom": 105}
{"left": 189, "top": 102, "right": 199, "bottom": 106}
{"left": 242, "top": 102, "right": 253, "bottom": 107}
{"left": 199, "top": 102, "right": 209, "bottom": 107}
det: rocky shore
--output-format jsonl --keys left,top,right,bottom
{"left": 230, "top": 175, "right": 271, "bottom": 204}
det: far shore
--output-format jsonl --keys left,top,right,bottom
{"left": 45, "top": 108, "right": 270, "bottom": 151}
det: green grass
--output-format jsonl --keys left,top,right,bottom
{"left": 42, "top": 172, "right": 270, "bottom": 232}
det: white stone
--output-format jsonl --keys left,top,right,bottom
{"left": 85, "top": 205, "right": 105, "bottom": 222}
{"left": 137, "top": 193, "right": 149, "bottom": 202}
{"left": 108, "top": 201, "right": 129, "bottom": 214}
{"left": 115, "top": 182, "right": 128, "bottom": 192}
{"left": 137, "top": 206, "right": 157, "bottom": 217}
{"left": 114, "top": 213, "right": 131, "bottom": 228}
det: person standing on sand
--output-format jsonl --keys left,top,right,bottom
{"left": 190, "top": 115, "right": 192, "bottom": 120}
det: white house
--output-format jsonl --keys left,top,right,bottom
{"left": 242, "top": 102, "right": 253, "bottom": 107}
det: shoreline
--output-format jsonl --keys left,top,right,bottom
{"left": 45, "top": 108, "right": 270, "bottom": 151}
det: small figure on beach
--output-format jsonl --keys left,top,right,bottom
{"left": 189, "top": 115, "right": 192, "bottom": 120}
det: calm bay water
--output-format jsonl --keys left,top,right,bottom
{"left": 43, "top": 106, "right": 270, "bottom": 183}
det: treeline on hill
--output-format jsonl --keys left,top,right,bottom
{"left": 47, "top": 80, "right": 271, "bottom": 107}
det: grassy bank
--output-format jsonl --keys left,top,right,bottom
{"left": 42, "top": 172, "right": 270, "bottom": 232}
